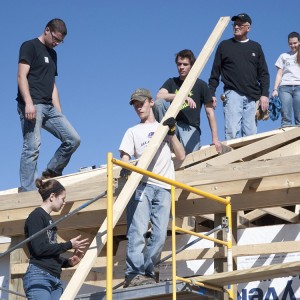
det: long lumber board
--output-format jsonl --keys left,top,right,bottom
{"left": 191, "top": 260, "right": 300, "bottom": 286}
{"left": 177, "top": 155, "right": 300, "bottom": 185}
{"left": 61, "top": 16, "right": 230, "bottom": 300}
{"left": 175, "top": 127, "right": 296, "bottom": 170}
{"left": 188, "top": 127, "right": 300, "bottom": 170}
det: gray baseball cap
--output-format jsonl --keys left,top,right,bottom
{"left": 129, "top": 88, "right": 152, "bottom": 105}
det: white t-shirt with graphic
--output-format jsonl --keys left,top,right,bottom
{"left": 119, "top": 121, "right": 174, "bottom": 189}
{"left": 275, "top": 51, "right": 300, "bottom": 86}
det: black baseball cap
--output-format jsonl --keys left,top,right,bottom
{"left": 231, "top": 13, "right": 252, "bottom": 25}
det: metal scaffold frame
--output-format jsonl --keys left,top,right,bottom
{"left": 107, "top": 153, "right": 234, "bottom": 300}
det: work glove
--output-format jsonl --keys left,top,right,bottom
{"left": 163, "top": 117, "right": 176, "bottom": 136}
{"left": 120, "top": 168, "right": 131, "bottom": 179}
{"left": 255, "top": 105, "right": 270, "bottom": 121}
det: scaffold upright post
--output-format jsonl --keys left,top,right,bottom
{"left": 106, "top": 152, "right": 114, "bottom": 300}
{"left": 226, "top": 198, "right": 234, "bottom": 299}
{"left": 171, "top": 185, "right": 177, "bottom": 300}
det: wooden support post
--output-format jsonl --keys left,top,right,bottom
{"left": 9, "top": 236, "right": 27, "bottom": 300}
{"left": 214, "top": 213, "right": 227, "bottom": 300}
{"left": 60, "top": 16, "right": 230, "bottom": 300}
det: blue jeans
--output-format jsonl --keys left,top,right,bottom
{"left": 153, "top": 99, "right": 200, "bottom": 154}
{"left": 279, "top": 85, "right": 300, "bottom": 127}
{"left": 23, "top": 264, "right": 63, "bottom": 300}
{"left": 223, "top": 90, "right": 257, "bottom": 140}
{"left": 125, "top": 183, "right": 171, "bottom": 279}
{"left": 18, "top": 103, "right": 81, "bottom": 191}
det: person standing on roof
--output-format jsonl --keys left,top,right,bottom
{"left": 23, "top": 178, "right": 89, "bottom": 300}
{"left": 153, "top": 49, "right": 222, "bottom": 155}
{"left": 208, "top": 13, "right": 270, "bottom": 140}
{"left": 119, "top": 88, "right": 185, "bottom": 288}
{"left": 272, "top": 32, "right": 300, "bottom": 127}
{"left": 16, "top": 18, "right": 81, "bottom": 192}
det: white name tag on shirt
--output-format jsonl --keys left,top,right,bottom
{"left": 44, "top": 57, "right": 49, "bottom": 63}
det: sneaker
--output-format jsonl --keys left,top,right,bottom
{"left": 41, "top": 169, "right": 61, "bottom": 180}
{"left": 123, "top": 274, "right": 156, "bottom": 288}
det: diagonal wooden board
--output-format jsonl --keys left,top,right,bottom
{"left": 187, "top": 126, "right": 300, "bottom": 170}
{"left": 61, "top": 16, "right": 230, "bottom": 300}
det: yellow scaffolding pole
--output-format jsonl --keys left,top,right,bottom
{"left": 106, "top": 152, "right": 113, "bottom": 300}
{"left": 171, "top": 186, "right": 177, "bottom": 300}
{"left": 226, "top": 200, "right": 234, "bottom": 299}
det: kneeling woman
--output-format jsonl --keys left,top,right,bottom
{"left": 23, "top": 178, "right": 89, "bottom": 300}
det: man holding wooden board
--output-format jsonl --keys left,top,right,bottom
{"left": 119, "top": 88, "right": 185, "bottom": 287}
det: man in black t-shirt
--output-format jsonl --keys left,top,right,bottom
{"left": 16, "top": 18, "right": 80, "bottom": 191}
{"left": 153, "top": 49, "right": 221, "bottom": 155}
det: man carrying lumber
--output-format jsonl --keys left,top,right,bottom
{"left": 153, "top": 49, "right": 222, "bottom": 154}
{"left": 119, "top": 88, "right": 185, "bottom": 287}
{"left": 208, "top": 13, "right": 270, "bottom": 140}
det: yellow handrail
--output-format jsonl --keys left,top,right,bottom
{"left": 112, "top": 158, "right": 229, "bottom": 205}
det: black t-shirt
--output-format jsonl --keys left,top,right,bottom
{"left": 160, "top": 77, "right": 212, "bottom": 128}
{"left": 17, "top": 38, "right": 57, "bottom": 104}
{"left": 24, "top": 207, "right": 72, "bottom": 278}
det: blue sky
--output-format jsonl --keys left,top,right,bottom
{"left": 0, "top": 1, "right": 297, "bottom": 191}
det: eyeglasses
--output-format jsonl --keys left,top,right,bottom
{"left": 50, "top": 31, "right": 64, "bottom": 44}
{"left": 232, "top": 23, "right": 250, "bottom": 28}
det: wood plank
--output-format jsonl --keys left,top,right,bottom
{"left": 187, "top": 127, "right": 300, "bottom": 169}
{"left": 178, "top": 155, "right": 300, "bottom": 185}
{"left": 233, "top": 241, "right": 300, "bottom": 257}
{"left": 191, "top": 260, "right": 300, "bottom": 286}
{"left": 223, "top": 127, "right": 295, "bottom": 149}
{"left": 0, "top": 242, "right": 10, "bottom": 252}
{"left": 238, "top": 209, "right": 267, "bottom": 226}
{"left": 174, "top": 144, "right": 218, "bottom": 169}
{"left": 175, "top": 187, "right": 300, "bottom": 215}
{"left": 262, "top": 207, "right": 299, "bottom": 223}
{"left": 60, "top": 17, "right": 231, "bottom": 300}
{"left": 252, "top": 140, "right": 300, "bottom": 160}
{"left": 9, "top": 236, "right": 27, "bottom": 300}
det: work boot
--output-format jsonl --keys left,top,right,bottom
{"left": 41, "top": 169, "right": 61, "bottom": 180}
{"left": 123, "top": 274, "right": 156, "bottom": 288}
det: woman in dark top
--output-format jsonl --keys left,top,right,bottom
{"left": 23, "top": 178, "right": 89, "bottom": 300}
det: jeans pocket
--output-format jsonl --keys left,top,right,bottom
{"left": 222, "top": 90, "right": 232, "bottom": 104}
{"left": 29, "top": 264, "right": 49, "bottom": 277}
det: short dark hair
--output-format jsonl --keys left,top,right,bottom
{"left": 46, "top": 18, "right": 67, "bottom": 36}
{"left": 175, "top": 49, "right": 196, "bottom": 66}
{"left": 36, "top": 178, "right": 65, "bottom": 201}
{"left": 288, "top": 32, "right": 300, "bottom": 40}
